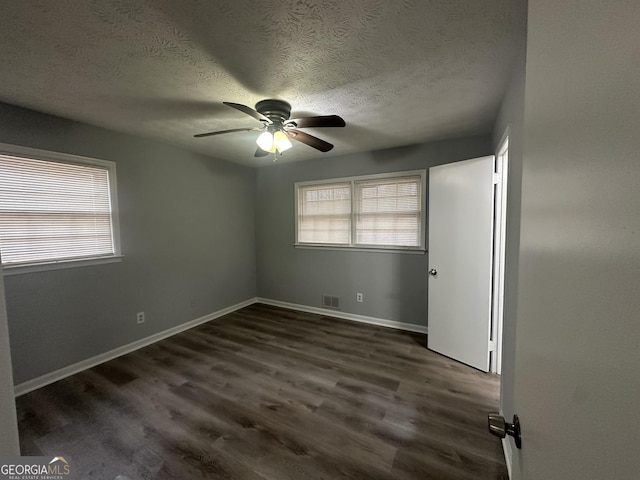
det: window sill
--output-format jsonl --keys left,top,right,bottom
{"left": 293, "top": 244, "right": 426, "bottom": 255}
{"left": 2, "top": 255, "right": 124, "bottom": 276}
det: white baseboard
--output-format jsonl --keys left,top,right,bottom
{"left": 14, "top": 297, "right": 258, "bottom": 397}
{"left": 256, "top": 297, "right": 428, "bottom": 334}
{"left": 15, "top": 297, "right": 427, "bottom": 396}
{"left": 502, "top": 437, "right": 513, "bottom": 479}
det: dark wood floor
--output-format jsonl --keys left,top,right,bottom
{"left": 17, "top": 303, "right": 506, "bottom": 480}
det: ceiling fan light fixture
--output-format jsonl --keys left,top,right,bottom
{"left": 256, "top": 131, "right": 275, "bottom": 152}
{"left": 256, "top": 129, "right": 292, "bottom": 154}
{"left": 195, "top": 99, "right": 345, "bottom": 156}
{"left": 274, "top": 130, "right": 292, "bottom": 152}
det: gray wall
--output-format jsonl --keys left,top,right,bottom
{"left": 0, "top": 261, "right": 19, "bottom": 454}
{"left": 255, "top": 136, "right": 492, "bottom": 327}
{"left": 513, "top": 0, "right": 640, "bottom": 477}
{"left": 491, "top": 45, "right": 526, "bottom": 434}
{"left": 0, "top": 102, "right": 257, "bottom": 385}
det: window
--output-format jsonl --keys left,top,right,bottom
{"left": 295, "top": 170, "right": 426, "bottom": 251}
{"left": 0, "top": 144, "right": 121, "bottom": 272}
{"left": 297, "top": 182, "right": 351, "bottom": 245}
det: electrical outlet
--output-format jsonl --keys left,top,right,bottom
{"left": 356, "top": 293, "right": 363, "bottom": 303}
{"left": 136, "top": 312, "right": 145, "bottom": 324}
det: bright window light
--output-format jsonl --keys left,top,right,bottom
{"left": 0, "top": 147, "right": 121, "bottom": 269}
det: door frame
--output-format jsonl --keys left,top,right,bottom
{"left": 490, "top": 129, "right": 509, "bottom": 374}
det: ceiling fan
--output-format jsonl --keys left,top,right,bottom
{"left": 194, "top": 99, "right": 346, "bottom": 157}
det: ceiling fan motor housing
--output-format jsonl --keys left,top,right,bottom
{"left": 194, "top": 99, "right": 343, "bottom": 154}
{"left": 255, "top": 99, "right": 291, "bottom": 124}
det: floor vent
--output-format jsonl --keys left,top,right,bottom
{"left": 322, "top": 295, "right": 340, "bottom": 310}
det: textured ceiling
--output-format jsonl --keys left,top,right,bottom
{"left": 0, "top": 0, "right": 526, "bottom": 166}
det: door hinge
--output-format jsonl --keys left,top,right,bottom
{"left": 493, "top": 173, "right": 501, "bottom": 184}
{"left": 489, "top": 340, "right": 497, "bottom": 352}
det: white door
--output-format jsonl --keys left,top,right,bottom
{"left": 427, "top": 156, "right": 495, "bottom": 372}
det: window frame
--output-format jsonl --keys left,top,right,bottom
{"left": 294, "top": 170, "right": 426, "bottom": 253}
{"left": 0, "top": 143, "right": 122, "bottom": 275}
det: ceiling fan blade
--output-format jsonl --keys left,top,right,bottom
{"left": 286, "top": 129, "right": 334, "bottom": 152}
{"left": 194, "top": 127, "right": 261, "bottom": 138}
{"left": 286, "top": 115, "right": 346, "bottom": 128}
{"left": 223, "top": 102, "right": 271, "bottom": 123}
{"left": 254, "top": 147, "right": 269, "bottom": 157}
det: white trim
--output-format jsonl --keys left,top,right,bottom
{"left": 13, "top": 297, "right": 258, "bottom": 396}
{"left": 491, "top": 133, "right": 509, "bottom": 374}
{"left": 496, "top": 125, "right": 511, "bottom": 155}
{"left": 3, "top": 255, "right": 124, "bottom": 276}
{"left": 294, "top": 169, "right": 427, "bottom": 188}
{"left": 257, "top": 297, "right": 428, "bottom": 334}
{"left": 0, "top": 142, "right": 115, "bottom": 170}
{"left": 14, "top": 297, "right": 428, "bottom": 396}
{"left": 293, "top": 245, "right": 426, "bottom": 255}
{"left": 502, "top": 437, "right": 513, "bottom": 479}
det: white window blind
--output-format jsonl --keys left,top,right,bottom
{"left": 355, "top": 176, "right": 422, "bottom": 247}
{"left": 297, "top": 182, "right": 351, "bottom": 244}
{"left": 0, "top": 153, "right": 117, "bottom": 266}
{"left": 295, "top": 171, "right": 425, "bottom": 251}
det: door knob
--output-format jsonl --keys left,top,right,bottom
{"left": 488, "top": 413, "right": 522, "bottom": 448}
{"left": 428, "top": 268, "right": 437, "bottom": 276}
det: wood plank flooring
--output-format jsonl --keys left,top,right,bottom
{"left": 16, "top": 303, "right": 507, "bottom": 480}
